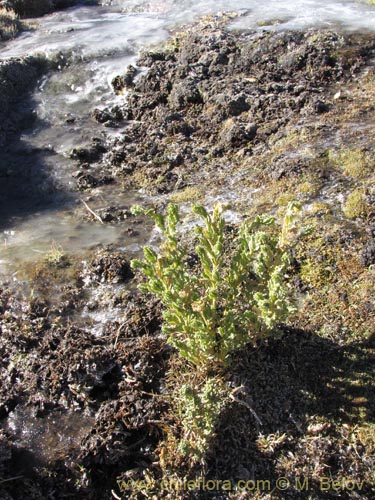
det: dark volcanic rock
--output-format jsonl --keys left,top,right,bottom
{"left": 99, "top": 25, "right": 375, "bottom": 194}
{"left": 360, "top": 239, "right": 375, "bottom": 267}
{"left": 219, "top": 120, "right": 257, "bottom": 147}
{"left": 70, "top": 138, "right": 107, "bottom": 163}
{"left": 168, "top": 78, "right": 204, "bottom": 109}
{"left": 86, "top": 249, "right": 134, "bottom": 284}
{"left": 214, "top": 92, "right": 251, "bottom": 118}
{"left": 111, "top": 65, "right": 138, "bottom": 93}
{"left": 92, "top": 108, "right": 112, "bottom": 124}
{"left": 314, "top": 99, "right": 330, "bottom": 113}
{"left": 0, "top": 431, "right": 11, "bottom": 475}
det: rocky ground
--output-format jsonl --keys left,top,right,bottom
{"left": 0, "top": 15, "right": 375, "bottom": 500}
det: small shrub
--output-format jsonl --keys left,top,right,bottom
{"left": 131, "top": 202, "right": 298, "bottom": 368}
{"left": 132, "top": 202, "right": 299, "bottom": 462}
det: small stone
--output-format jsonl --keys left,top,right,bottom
{"left": 307, "top": 422, "right": 330, "bottom": 435}
{"left": 92, "top": 108, "right": 111, "bottom": 124}
{"left": 314, "top": 100, "right": 329, "bottom": 113}
{"left": 360, "top": 239, "right": 375, "bottom": 267}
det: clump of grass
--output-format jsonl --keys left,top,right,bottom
{"left": 329, "top": 148, "right": 373, "bottom": 179}
{"left": 343, "top": 189, "right": 369, "bottom": 219}
{"left": 295, "top": 213, "right": 375, "bottom": 342}
{"left": 300, "top": 257, "right": 335, "bottom": 289}
{"left": 310, "top": 201, "right": 332, "bottom": 216}
{"left": 256, "top": 431, "right": 287, "bottom": 455}
{"left": 296, "top": 181, "right": 319, "bottom": 197}
{"left": 0, "top": 7, "right": 21, "bottom": 41}
{"left": 276, "top": 192, "right": 295, "bottom": 207}
{"left": 168, "top": 186, "right": 202, "bottom": 204}
{"left": 44, "top": 242, "right": 69, "bottom": 268}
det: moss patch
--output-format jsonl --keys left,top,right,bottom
{"left": 343, "top": 189, "right": 370, "bottom": 219}
{"left": 329, "top": 148, "right": 374, "bottom": 179}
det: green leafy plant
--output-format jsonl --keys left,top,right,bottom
{"left": 44, "top": 241, "right": 68, "bottom": 268}
{"left": 177, "top": 377, "right": 226, "bottom": 459}
{"left": 131, "top": 202, "right": 299, "bottom": 368}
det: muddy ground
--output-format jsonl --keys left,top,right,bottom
{"left": 1, "top": 16, "right": 375, "bottom": 500}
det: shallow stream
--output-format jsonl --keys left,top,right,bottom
{"left": 1, "top": 0, "right": 375, "bottom": 274}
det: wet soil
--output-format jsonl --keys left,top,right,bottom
{"left": 89, "top": 20, "right": 375, "bottom": 199}
{"left": 1, "top": 17, "right": 375, "bottom": 500}
{"left": 0, "top": 248, "right": 168, "bottom": 499}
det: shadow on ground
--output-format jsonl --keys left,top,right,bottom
{"left": 201, "top": 328, "right": 375, "bottom": 499}
{"left": 0, "top": 64, "right": 73, "bottom": 231}
{"left": 1, "top": 315, "right": 374, "bottom": 499}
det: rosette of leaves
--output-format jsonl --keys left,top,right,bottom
{"left": 131, "top": 202, "right": 299, "bottom": 368}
